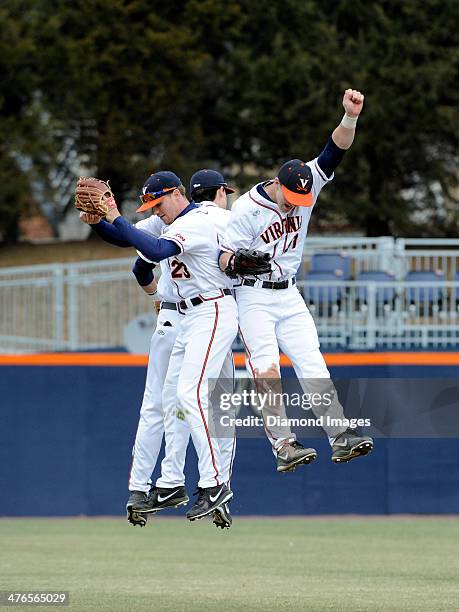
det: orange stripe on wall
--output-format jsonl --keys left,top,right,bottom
{"left": 324, "top": 352, "right": 459, "bottom": 366}
{"left": 0, "top": 353, "right": 148, "bottom": 367}
{"left": 0, "top": 352, "right": 458, "bottom": 367}
{"left": 235, "top": 352, "right": 459, "bottom": 367}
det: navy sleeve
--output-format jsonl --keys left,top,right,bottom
{"left": 316, "top": 137, "right": 346, "bottom": 178}
{"left": 132, "top": 257, "right": 155, "bottom": 287}
{"left": 92, "top": 219, "right": 132, "bottom": 247}
{"left": 113, "top": 216, "right": 180, "bottom": 261}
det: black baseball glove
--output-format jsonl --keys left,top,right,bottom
{"left": 225, "top": 248, "right": 272, "bottom": 279}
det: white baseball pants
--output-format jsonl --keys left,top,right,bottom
{"left": 236, "top": 284, "right": 347, "bottom": 449}
{"left": 128, "top": 307, "right": 180, "bottom": 493}
{"left": 158, "top": 295, "right": 238, "bottom": 489}
{"left": 157, "top": 345, "right": 236, "bottom": 488}
{"left": 129, "top": 305, "right": 236, "bottom": 493}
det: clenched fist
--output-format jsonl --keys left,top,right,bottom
{"left": 343, "top": 88, "right": 364, "bottom": 118}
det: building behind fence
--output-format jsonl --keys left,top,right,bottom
{"left": 1, "top": 238, "right": 458, "bottom": 352}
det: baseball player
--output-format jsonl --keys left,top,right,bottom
{"left": 219, "top": 89, "right": 374, "bottom": 466}
{"left": 81, "top": 170, "right": 237, "bottom": 522}
{"left": 79, "top": 207, "right": 181, "bottom": 527}
{"left": 130, "top": 170, "right": 237, "bottom": 528}
{"left": 80, "top": 200, "right": 182, "bottom": 527}
{"left": 127, "top": 170, "right": 237, "bottom": 529}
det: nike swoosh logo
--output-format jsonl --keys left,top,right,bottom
{"left": 157, "top": 490, "right": 180, "bottom": 503}
{"left": 209, "top": 492, "right": 223, "bottom": 503}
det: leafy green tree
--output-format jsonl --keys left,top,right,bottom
{"left": 0, "top": 2, "right": 56, "bottom": 243}
{"left": 1, "top": 0, "right": 458, "bottom": 242}
{"left": 32, "top": 0, "right": 210, "bottom": 203}
{"left": 205, "top": 0, "right": 459, "bottom": 236}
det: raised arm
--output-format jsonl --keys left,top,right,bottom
{"left": 332, "top": 88, "right": 364, "bottom": 149}
{"left": 317, "top": 88, "right": 364, "bottom": 178}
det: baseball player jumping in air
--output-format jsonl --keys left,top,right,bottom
{"left": 78, "top": 170, "right": 237, "bottom": 524}
{"left": 219, "top": 89, "right": 374, "bottom": 468}
{"left": 125, "top": 170, "right": 237, "bottom": 529}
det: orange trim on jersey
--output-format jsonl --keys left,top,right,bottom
{"left": 0, "top": 352, "right": 458, "bottom": 367}
{"left": 198, "top": 289, "right": 225, "bottom": 301}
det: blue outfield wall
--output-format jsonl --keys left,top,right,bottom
{"left": 0, "top": 363, "right": 458, "bottom": 516}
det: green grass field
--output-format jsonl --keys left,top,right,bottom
{"left": 1, "top": 517, "right": 458, "bottom": 611}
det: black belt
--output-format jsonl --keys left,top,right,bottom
{"left": 178, "top": 288, "right": 232, "bottom": 311}
{"left": 240, "top": 277, "right": 296, "bottom": 290}
{"left": 160, "top": 302, "right": 177, "bottom": 311}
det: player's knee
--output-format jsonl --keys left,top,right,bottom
{"left": 176, "top": 385, "right": 191, "bottom": 412}
{"left": 297, "top": 349, "right": 330, "bottom": 378}
{"left": 139, "top": 396, "right": 162, "bottom": 416}
{"left": 252, "top": 360, "right": 281, "bottom": 379}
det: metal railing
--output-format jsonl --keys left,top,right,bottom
{"left": 303, "top": 237, "right": 459, "bottom": 280}
{"left": 0, "top": 259, "right": 152, "bottom": 352}
{"left": 1, "top": 249, "right": 459, "bottom": 353}
{"left": 298, "top": 279, "right": 459, "bottom": 349}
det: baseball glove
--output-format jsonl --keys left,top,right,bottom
{"left": 225, "top": 248, "right": 272, "bottom": 279}
{"left": 75, "top": 177, "right": 117, "bottom": 217}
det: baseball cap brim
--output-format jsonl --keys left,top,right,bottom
{"left": 136, "top": 194, "right": 169, "bottom": 213}
{"left": 281, "top": 185, "right": 313, "bottom": 207}
{"left": 224, "top": 186, "right": 235, "bottom": 194}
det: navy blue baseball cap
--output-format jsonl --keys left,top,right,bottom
{"left": 189, "top": 169, "right": 235, "bottom": 199}
{"left": 277, "top": 159, "right": 313, "bottom": 207}
{"left": 137, "top": 171, "right": 183, "bottom": 212}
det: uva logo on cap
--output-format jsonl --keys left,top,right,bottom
{"left": 297, "top": 178, "right": 311, "bottom": 192}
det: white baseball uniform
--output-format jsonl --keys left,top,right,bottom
{"left": 221, "top": 158, "right": 348, "bottom": 449}
{"left": 157, "top": 205, "right": 238, "bottom": 488}
{"left": 129, "top": 204, "right": 237, "bottom": 492}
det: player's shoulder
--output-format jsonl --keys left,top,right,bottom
{"left": 307, "top": 157, "right": 333, "bottom": 184}
{"left": 230, "top": 188, "right": 259, "bottom": 215}
{"left": 173, "top": 206, "right": 210, "bottom": 226}
{"left": 166, "top": 206, "right": 216, "bottom": 238}
{"left": 135, "top": 214, "right": 165, "bottom": 235}
{"left": 231, "top": 184, "right": 283, "bottom": 225}
{"left": 198, "top": 201, "right": 230, "bottom": 218}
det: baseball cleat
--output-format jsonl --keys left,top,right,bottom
{"left": 331, "top": 428, "right": 374, "bottom": 463}
{"left": 126, "top": 491, "right": 148, "bottom": 527}
{"left": 134, "top": 486, "right": 189, "bottom": 514}
{"left": 212, "top": 502, "right": 232, "bottom": 529}
{"left": 186, "top": 484, "right": 233, "bottom": 522}
{"left": 276, "top": 440, "right": 317, "bottom": 473}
